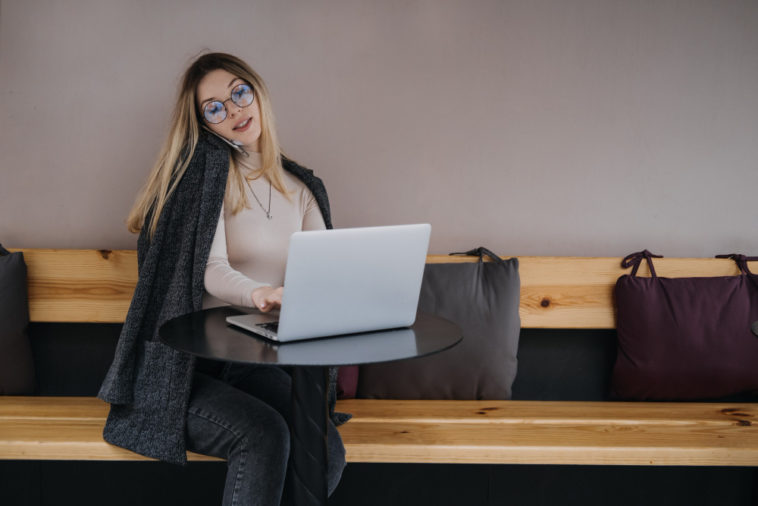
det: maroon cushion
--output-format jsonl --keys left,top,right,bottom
{"left": 336, "top": 366, "right": 358, "bottom": 399}
{"left": 612, "top": 251, "right": 758, "bottom": 400}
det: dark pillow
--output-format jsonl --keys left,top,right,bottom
{"left": 357, "top": 251, "right": 520, "bottom": 399}
{"left": 0, "top": 245, "right": 35, "bottom": 394}
{"left": 612, "top": 251, "right": 758, "bottom": 400}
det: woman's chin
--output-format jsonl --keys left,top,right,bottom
{"left": 238, "top": 132, "right": 261, "bottom": 152}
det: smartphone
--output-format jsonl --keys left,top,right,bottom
{"left": 202, "top": 126, "right": 249, "bottom": 157}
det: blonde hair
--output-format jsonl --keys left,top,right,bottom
{"left": 127, "top": 52, "right": 291, "bottom": 239}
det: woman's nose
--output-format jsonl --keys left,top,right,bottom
{"left": 224, "top": 99, "right": 242, "bottom": 119}
{"left": 230, "top": 103, "right": 242, "bottom": 115}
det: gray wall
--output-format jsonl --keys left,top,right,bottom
{"left": 2, "top": 0, "right": 757, "bottom": 257}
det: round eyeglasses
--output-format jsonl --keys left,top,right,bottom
{"left": 201, "top": 83, "right": 255, "bottom": 124}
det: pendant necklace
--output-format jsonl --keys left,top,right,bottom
{"left": 244, "top": 177, "right": 273, "bottom": 220}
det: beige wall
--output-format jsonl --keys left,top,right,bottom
{"left": 2, "top": 0, "right": 757, "bottom": 257}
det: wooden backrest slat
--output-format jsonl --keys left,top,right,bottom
{"left": 13, "top": 249, "right": 754, "bottom": 328}
{"left": 15, "top": 249, "right": 138, "bottom": 323}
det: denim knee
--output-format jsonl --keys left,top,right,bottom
{"left": 234, "top": 404, "right": 290, "bottom": 462}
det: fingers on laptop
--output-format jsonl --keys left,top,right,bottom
{"left": 253, "top": 286, "right": 283, "bottom": 312}
{"left": 263, "top": 288, "right": 283, "bottom": 312}
{"left": 260, "top": 299, "right": 279, "bottom": 312}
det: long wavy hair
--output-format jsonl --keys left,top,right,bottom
{"left": 126, "top": 52, "right": 290, "bottom": 239}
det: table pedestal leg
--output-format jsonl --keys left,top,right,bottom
{"left": 286, "top": 365, "right": 328, "bottom": 506}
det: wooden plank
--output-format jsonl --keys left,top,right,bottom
{"left": 0, "top": 418, "right": 202, "bottom": 460}
{"left": 0, "top": 396, "right": 215, "bottom": 461}
{"left": 12, "top": 249, "right": 758, "bottom": 327}
{"left": 0, "top": 396, "right": 109, "bottom": 420}
{"left": 0, "top": 419, "right": 218, "bottom": 461}
{"left": 336, "top": 399, "right": 758, "bottom": 466}
{"left": 335, "top": 399, "right": 757, "bottom": 426}
{"left": 0, "top": 397, "right": 219, "bottom": 461}
{"left": 2, "top": 397, "right": 755, "bottom": 465}
{"left": 338, "top": 422, "right": 758, "bottom": 466}
{"left": 13, "top": 249, "right": 138, "bottom": 323}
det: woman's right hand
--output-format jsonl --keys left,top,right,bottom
{"left": 251, "top": 286, "right": 283, "bottom": 313}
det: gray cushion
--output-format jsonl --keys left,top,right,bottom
{"left": 357, "top": 254, "right": 520, "bottom": 399}
{"left": 0, "top": 246, "right": 35, "bottom": 394}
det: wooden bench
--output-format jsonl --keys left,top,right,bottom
{"left": 1, "top": 249, "right": 756, "bottom": 466}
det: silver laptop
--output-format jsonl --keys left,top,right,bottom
{"left": 225, "top": 223, "right": 431, "bottom": 342}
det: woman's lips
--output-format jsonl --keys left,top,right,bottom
{"left": 234, "top": 117, "right": 252, "bottom": 132}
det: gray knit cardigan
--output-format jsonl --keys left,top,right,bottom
{"left": 97, "top": 132, "right": 345, "bottom": 465}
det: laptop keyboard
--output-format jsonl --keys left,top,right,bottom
{"left": 257, "top": 321, "right": 279, "bottom": 334}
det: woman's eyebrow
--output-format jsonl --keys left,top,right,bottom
{"left": 200, "top": 78, "right": 243, "bottom": 105}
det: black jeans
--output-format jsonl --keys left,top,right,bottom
{"left": 186, "top": 362, "right": 346, "bottom": 506}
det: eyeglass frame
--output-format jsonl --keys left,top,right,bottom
{"left": 199, "top": 82, "right": 256, "bottom": 124}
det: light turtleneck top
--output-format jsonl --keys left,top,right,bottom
{"left": 202, "top": 152, "right": 326, "bottom": 309}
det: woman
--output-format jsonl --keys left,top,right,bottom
{"left": 98, "top": 52, "right": 347, "bottom": 506}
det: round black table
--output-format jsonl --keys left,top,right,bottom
{"left": 160, "top": 306, "right": 462, "bottom": 506}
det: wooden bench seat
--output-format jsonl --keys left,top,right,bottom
{"left": 1, "top": 248, "right": 756, "bottom": 467}
{"left": 2, "top": 397, "right": 755, "bottom": 466}
{"left": 0, "top": 396, "right": 219, "bottom": 461}
{"left": 337, "top": 399, "right": 758, "bottom": 466}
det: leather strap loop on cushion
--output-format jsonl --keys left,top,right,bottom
{"left": 621, "top": 250, "right": 663, "bottom": 277}
{"left": 450, "top": 247, "right": 505, "bottom": 265}
{"left": 716, "top": 253, "right": 758, "bottom": 276}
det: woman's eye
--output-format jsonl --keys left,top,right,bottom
{"left": 232, "top": 85, "right": 253, "bottom": 105}
{"left": 233, "top": 86, "right": 250, "bottom": 101}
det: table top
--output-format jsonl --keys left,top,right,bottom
{"left": 159, "top": 306, "right": 462, "bottom": 367}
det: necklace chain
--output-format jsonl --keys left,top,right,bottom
{"left": 244, "top": 177, "right": 272, "bottom": 220}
